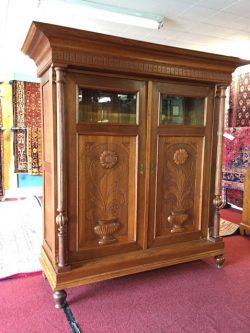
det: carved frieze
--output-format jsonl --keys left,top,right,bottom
{"left": 53, "top": 50, "right": 230, "bottom": 83}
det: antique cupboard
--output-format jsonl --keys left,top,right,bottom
{"left": 22, "top": 22, "right": 246, "bottom": 308}
{"left": 240, "top": 168, "right": 250, "bottom": 235}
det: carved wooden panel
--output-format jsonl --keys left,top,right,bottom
{"left": 78, "top": 135, "right": 137, "bottom": 252}
{"left": 152, "top": 136, "right": 204, "bottom": 244}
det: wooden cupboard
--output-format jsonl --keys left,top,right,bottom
{"left": 240, "top": 168, "right": 250, "bottom": 235}
{"left": 22, "top": 21, "right": 247, "bottom": 308}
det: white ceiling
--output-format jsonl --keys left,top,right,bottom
{"left": 1, "top": 0, "right": 250, "bottom": 80}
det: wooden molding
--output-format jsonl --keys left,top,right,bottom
{"left": 22, "top": 21, "right": 248, "bottom": 82}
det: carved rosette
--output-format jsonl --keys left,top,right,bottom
{"left": 173, "top": 148, "right": 188, "bottom": 165}
{"left": 94, "top": 218, "right": 120, "bottom": 245}
{"left": 99, "top": 150, "right": 118, "bottom": 169}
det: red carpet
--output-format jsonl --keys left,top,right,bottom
{"left": 0, "top": 274, "right": 69, "bottom": 332}
{"left": 220, "top": 207, "right": 242, "bottom": 224}
{"left": 1, "top": 235, "right": 250, "bottom": 333}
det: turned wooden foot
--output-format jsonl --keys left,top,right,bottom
{"left": 215, "top": 255, "right": 225, "bottom": 269}
{"left": 53, "top": 290, "right": 67, "bottom": 309}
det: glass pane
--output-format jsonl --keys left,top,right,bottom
{"left": 78, "top": 88, "right": 137, "bottom": 124}
{"left": 160, "top": 95, "right": 205, "bottom": 125}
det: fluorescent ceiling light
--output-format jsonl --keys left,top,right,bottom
{"left": 60, "top": 0, "right": 164, "bottom": 29}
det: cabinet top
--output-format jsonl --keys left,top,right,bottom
{"left": 22, "top": 21, "right": 248, "bottom": 83}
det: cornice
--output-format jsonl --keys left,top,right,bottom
{"left": 22, "top": 21, "right": 248, "bottom": 83}
{"left": 52, "top": 49, "right": 230, "bottom": 83}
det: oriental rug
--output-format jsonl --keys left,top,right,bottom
{"left": 222, "top": 127, "right": 250, "bottom": 207}
{"left": 12, "top": 80, "right": 28, "bottom": 173}
{"left": 27, "top": 127, "right": 42, "bottom": 175}
{"left": 235, "top": 72, "right": 250, "bottom": 127}
{"left": 229, "top": 71, "right": 250, "bottom": 127}
{"left": 219, "top": 218, "right": 239, "bottom": 237}
{"left": 0, "top": 196, "right": 42, "bottom": 280}
{"left": 226, "top": 188, "right": 244, "bottom": 208}
{"left": 25, "top": 82, "right": 42, "bottom": 175}
{"left": 12, "top": 80, "right": 42, "bottom": 175}
{"left": 0, "top": 82, "right": 13, "bottom": 191}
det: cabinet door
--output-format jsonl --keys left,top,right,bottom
{"left": 66, "top": 73, "right": 147, "bottom": 261}
{"left": 148, "top": 81, "right": 215, "bottom": 247}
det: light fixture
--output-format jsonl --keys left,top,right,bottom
{"left": 62, "top": 0, "right": 165, "bottom": 29}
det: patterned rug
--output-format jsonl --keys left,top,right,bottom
{"left": 222, "top": 127, "right": 250, "bottom": 207}
{"left": 0, "top": 196, "right": 42, "bottom": 280}
{"left": 12, "top": 80, "right": 42, "bottom": 175}
{"left": 0, "top": 82, "right": 13, "bottom": 191}
{"left": 226, "top": 188, "right": 244, "bottom": 208}
{"left": 220, "top": 218, "right": 239, "bottom": 237}
{"left": 25, "top": 82, "right": 42, "bottom": 175}
{"left": 12, "top": 81, "right": 28, "bottom": 173}
{"left": 229, "top": 71, "right": 250, "bottom": 127}
{"left": 235, "top": 72, "right": 250, "bottom": 127}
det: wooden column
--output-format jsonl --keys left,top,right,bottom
{"left": 55, "top": 67, "right": 68, "bottom": 268}
{"left": 212, "top": 85, "right": 227, "bottom": 239}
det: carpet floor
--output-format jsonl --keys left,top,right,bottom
{"left": 0, "top": 200, "right": 241, "bottom": 280}
{"left": 220, "top": 207, "right": 242, "bottom": 224}
{"left": 1, "top": 235, "right": 250, "bottom": 333}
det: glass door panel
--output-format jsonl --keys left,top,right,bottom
{"left": 159, "top": 95, "right": 205, "bottom": 125}
{"left": 148, "top": 81, "right": 215, "bottom": 248}
{"left": 78, "top": 88, "right": 137, "bottom": 124}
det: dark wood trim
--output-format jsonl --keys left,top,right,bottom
{"left": 76, "top": 123, "right": 139, "bottom": 135}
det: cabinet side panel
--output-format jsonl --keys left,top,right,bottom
{"left": 42, "top": 80, "right": 56, "bottom": 260}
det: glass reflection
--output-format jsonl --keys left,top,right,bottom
{"left": 78, "top": 88, "right": 137, "bottom": 124}
{"left": 160, "top": 95, "right": 205, "bottom": 125}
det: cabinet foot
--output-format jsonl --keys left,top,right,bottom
{"left": 215, "top": 255, "right": 224, "bottom": 269}
{"left": 239, "top": 227, "right": 245, "bottom": 236}
{"left": 239, "top": 225, "right": 250, "bottom": 236}
{"left": 53, "top": 290, "right": 67, "bottom": 309}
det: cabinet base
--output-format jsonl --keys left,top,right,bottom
{"left": 40, "top": 238, "right": 224, "bottom": 293}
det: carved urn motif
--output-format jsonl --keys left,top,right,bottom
{"left": 168, "top": 210, "right": 189, "bottom": 233}
{"left": 94, "top": 218, "right": 120, "bottom": 245}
